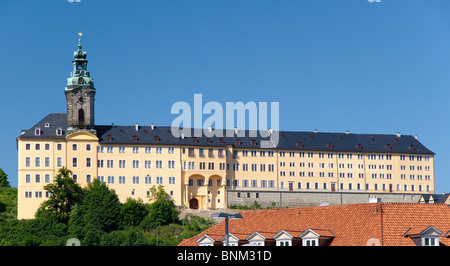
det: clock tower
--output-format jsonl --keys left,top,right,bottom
{"left": 65, "top": 34, "right": 96, "bottom": 134}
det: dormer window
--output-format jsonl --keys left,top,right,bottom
{"left": 35, "top": 128, "right": 41, "bottom": 136}
{"left": 299, "top": 228, "right": 335, "bottom": 246}
{"left": 220, "top": 233, "right": 239, "bottom": 246}
{"left": 56, "top": 128, "right": 63, "bottom": 136}
{"left": 403, "top": 225, "right": 442, "bottom": 246}
{"left": 246, "top": 232, "right": 267, "bottom": 246}
{"left": 45, "top": 123, "right": 50, "bottom": 128}
{"left": 274, "top": 230, "right": 297, "bottom": 246}
{"left": 196, "top": 234, "right": 216, "bottom": 246}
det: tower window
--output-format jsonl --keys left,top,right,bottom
{"left": 78, "top": 109, "right": 85, "bottom": 125}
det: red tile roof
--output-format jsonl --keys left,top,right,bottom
{"left": 178, "top": 203, "right": 450, "bottom": 246}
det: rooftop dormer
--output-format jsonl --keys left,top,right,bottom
{"left": 403, "top": 225, "right": 442, "bottom": 246}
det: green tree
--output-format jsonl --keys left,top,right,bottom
{"left": 121, "top": 198, "right": 149, "bottom": 228}
{"left": 36, "top": 167, "right": 83, "bottom": 223}
{"left": 140, "top": 185, "right": 179, "bottom": 231}
{"left": 0, "top": 187, "right": 17, "bottom": 219}
{"left": 147, "top": 185, "right": 173, "bottom": 202}
{"left": 0, "top": 168, "right": 9, "bottom": 188}
{"left": 68, "top": 179, "right": 123, "bottom": 245}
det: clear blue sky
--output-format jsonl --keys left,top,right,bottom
{"left": 1, "top": 0, "right": 449, "bottom": 192}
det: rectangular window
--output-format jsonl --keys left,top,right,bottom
{"left": 133, "top": 160, "right": 140, "bottom": 168}
{"left": 35, "top": 157, "right": 41, "bottom": 167}
{"left": 44, "top": 157, "right": 50, "bottom": 167}
{"left": 133, "top": 176, "right": 139, "bottom": 184}
{"left": 57, "top": 157, "right": 63, "bottom": 167}
{"left": 86, "top": 158, "right": 91, "bottom": 167}
{"left": 72, "top": 157, "right": 77, "bottom": 168}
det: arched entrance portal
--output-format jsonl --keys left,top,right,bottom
{"left": 189, "top": 198, "right": 199, "bottom": 209}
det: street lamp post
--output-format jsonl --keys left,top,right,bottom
{"left": 210, "top": 212, "right": 243, "bottom": 246}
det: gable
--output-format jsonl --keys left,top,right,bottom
{"left": 247, "top": 232, "right": 266, "bottom": 242}
{"left": 66, "top": 131, "right": 98, "bottom": 141}
{"left": 274, "top": 230, "right": 294, "bottom": 240}
{"left": 196, "top": 234, "right": 216, "bottom": 245}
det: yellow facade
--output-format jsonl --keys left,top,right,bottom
{"left": 17, "top": 130, "right": 435, "bottom": 219}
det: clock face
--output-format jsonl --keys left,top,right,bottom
{"left": 78, "top": 95, "right": 84, "bottom": 103}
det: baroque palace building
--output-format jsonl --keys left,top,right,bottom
{"left": 16, "top": 39, "right": 436, "bottom": 219}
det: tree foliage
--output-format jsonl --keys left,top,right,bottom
{"left": 0, "top": 169, "right": 214, "bottom": 246}
{"left": 68, "top": 179, "right": 123, "bottom": 245}
{"left": 121, "top": 198, "right": 149, "bottom": 228}
{"left": 139, "top": 185, "right": 179, "bottom": 230}
{"left": 0, "top": 168, "right": 10, "bottom": 188}
{"left": 36, "top": 167, "right": 84, "bottom": 223}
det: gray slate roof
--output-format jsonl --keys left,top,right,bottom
{"left": 18, "top": 113, "right": 435, "bottom": 154}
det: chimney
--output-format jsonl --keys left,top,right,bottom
{"left": 151, "top": 123, "right": 154, "bottom": 130}
{"left": 396, "top": 132, "right": 401, "bottom": 137}
{"left": 234, "top": 127, "right": 238, "bottom": 135}
{"left": 181, "top": 133, "right": 185, "bottom": 139}
{"left": 208, "top": 126, "right": 212, "bottom": 133}
{"left": 313, "top": 129, "right": 318, "bottom": 134}
{"left": 345, "top": 130, "right": 349, "bottom": 135}
{"left": 135, "top": 123, "right": 139, "bottom": 131}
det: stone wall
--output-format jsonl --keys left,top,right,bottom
{"left": 226, "top": 190, "right": 423, "bottom": 208}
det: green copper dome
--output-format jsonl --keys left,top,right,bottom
{"left": 65, "top": 37, "right": 95, "bottom": 91}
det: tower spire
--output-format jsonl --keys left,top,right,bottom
{"left": 65, "top": 34, "right": 96, "bottom": 135}
{"left": 78, "top": 32, "right": 82, "bottom": 50}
